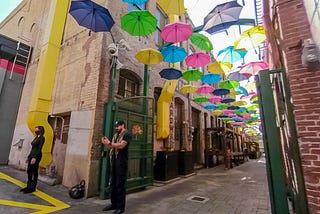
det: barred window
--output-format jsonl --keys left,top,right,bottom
{"left": 117, "top": 70, "right": 140, "bottom": 98}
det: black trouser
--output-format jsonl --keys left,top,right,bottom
{"left": 110, "top": 158, "right": 128, "bottom": 211}
{"left": 27, "top": 158, "right": 41, "bottom": 190}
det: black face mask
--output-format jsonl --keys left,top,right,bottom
{"left": 35, "top": 130, "right": 41, "bottom": 135}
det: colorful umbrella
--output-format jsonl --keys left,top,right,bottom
{"left": 212, "top": 88, "right": 230, "bottom": 96}
{"left": 201, "top": 73, "right": 221, "bottom": 84}
{"left": 157, "top": 0, "right": 186, "bottom": 16}
{"left": 160, "top": 22, "right": 192, "bottom": 43}
{"left": 217, "top": 46, "right": 247, "bottom": 63}
{"left": 216, "top": 103, "right": 229, "bottom": 110}
{"left": 228, "top": 71, "right": 250, "bottom": 81}
{"left": 204, "top": 104, "right": 217, "bottom": 110}
{"left": 197, "top": 84, "right": 215, "bottom": 94}
{"left": 160, "top": 45, "right": 187, "bottom": 63}
{"left": 189, "top": 33, "right": 213, "bottom": 51}
{"left": 235, "top": 86, "right": 249, "bottom": 96}
{"left": 239, "top": 61, "right": 269, "bottom": 76}
{"left": 135, "top": 48, "right": 163, "bottom": 65}
{"left": 159, "top": 68, "right": 182, "bottom": 80}
{"left": 219, "top": 80, "right": 239, "bottom": 89}
{"left": 209, "top": 96, "right": 223, "bottom": 103}
{"left": 69, "top": 0, "right": 115, "bottom": 35}
{"left": 232, "top": 101, "right": 248, "bottom": 106}
{"left": 234, "top": 26, "right": 266, "bottom": 50}
{"left": 207, "top": 61, "right": 232, "bottom": 74}
{"left": 122, "top": 0, "right": 148, "bottom": 5}
{"left": 185, "top": 52, "right": 211, "bottom": 67}
{"left": 179, "top": 85, "right": 198, "bottom": 93}
{"left": 182, "top": 69, "right": 203, "bottom": 81}
{"left": 227, "top": 105, "right": 240, "bottom": 110}
{"left": 212, "top": 110, "right": 223, "bottom": 115}
{"left": 121, "top": 10, "right": 157, "bottom": 37}
{"left": 221, "top": 97, "right": 235, "bottom": 103}
{"left": 193, "top": 96, "right": 209, "bottom": 103}
{"left": 202, "top": 1, "right": 243, "bottom": 34}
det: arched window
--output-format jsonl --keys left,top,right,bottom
{"left": 117, "top": 69, "right": 140, "bottom": 98}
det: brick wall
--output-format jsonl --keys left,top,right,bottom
{"left": 276, "top": 0, "right": 320, "bottom": 213}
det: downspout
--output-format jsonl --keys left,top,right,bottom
{"left": 27, "top": 0, "right": 69, "bottom": 167}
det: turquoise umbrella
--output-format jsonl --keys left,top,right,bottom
{"left": 160, "top": 45, "right": 187, "bottom": 63}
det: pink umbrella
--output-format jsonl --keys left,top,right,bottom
{"left": 209, "top": 96, "right": 223, "bottom": 103}
{"left": 185, "top": 52, "right": 211, "bottom": 67}
{"left": 239, "top": 61, "right": 268, "bottom": 76}
{"left": 160, "top": 22, "right": 192, "bottom": 43}
{"left": 223, "top": 109, "right": 233, "bottom": 114}
{"left": 197, "top": 84, "right": 215, "bottom": 94}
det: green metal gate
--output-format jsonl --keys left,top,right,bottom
{"left": 256, "top": 69, "right": 309, "bottom": 214}
{"left": 100, "top": 96, "right": 154, "bottom": 199}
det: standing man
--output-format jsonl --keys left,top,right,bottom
{"left": 101, "top": 120, "right": 132, "bottom": 214}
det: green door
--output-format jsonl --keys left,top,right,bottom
{"left": 100, "top": 96, "right": 154, "bottom": 198}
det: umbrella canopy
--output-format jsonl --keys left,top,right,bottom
{"left": 159, "top": 68, "right": 182, "bottom": 80}
{"left": 235, "top": 86, "right": 249, "bottom": 96}
{"left": 161, "top": 22, "right": 192, "bottom": 43}
{"left": 157, "top": 0, "right": 186, "bottom": 16}
{"left": 239, "top": 61, "right": 269, "bottom": 76}
{"left": 207, "top": 61, "right": 232, "bottom": 74}
{"left": 160, "top": 45, "right": 187, "bottom": 63}
{"left": 197, "top": 84, "right": 215, "bottom": 94}
{"left": 122, "top": 0, "right": 148, "bottom": 5}
{"left": 212, "top": 88, "right": 230, "bottom": 96}
{"left": 234, "top": 26, "right": 266, "bottom": 50}
{"left": 201, "top": 73, "right": 221, "bottom": 84}
{"left": 216, "top": 103, "right": 230, "bottom": 110}
{"left": 204, "top": 104, "right": 217, "bottom": 110}
{"left": 212, "top": 110, "right": 223, "bottom": 115}
{"left": 179, "top": 85, "right": 198, "bottom": 93}
{"left": 69, "top": 0, "right": 115, "bottom": 34}
{"left": 121, "top": 10, "right": 157, "bottom": 37}
{"left": 221, "top": 97, "right": 235, "bottom": 103}
{"left": 182, "top": 69, "right": 203, "bottom": 81}
{"left": 228, "top": 71, "right": 250, "bottom": 81}
{"left": 202, "top": 1, "right": 243, "bottom": 34}
{"left": 189, "top": 33, "right": 213, "bottom": 51}
{"left": 135, "top": 48, "right": 163, "bottom": 65}
{"left": 232, "top": 101, "right": 248, "bottom": 106}
{"left": 185, "top": 52, "right": 211, "bottom": 67}
{"left": 227, "top": 105, "right": 240, "bottom": 110}
{"left": 217, "top": 46, "right": 247, "bottom": 63}
{"left": 193, "top": 95, "right": 209, "bottom": 103}
{"left": 219, "top": 80, "right": 239, "bottom": 89}
{"left": 209, "top": 96, "right": 223, "bottom": 103}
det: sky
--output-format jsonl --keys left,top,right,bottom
{"left": 0, "top": 0, "right": 22, "bottom": 22}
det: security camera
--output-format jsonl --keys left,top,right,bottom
{"left": 119, "top": 39, "right": 132, "bottom": 51}
{"left": 107, "top": 43, "right": 118, "bottom": 56}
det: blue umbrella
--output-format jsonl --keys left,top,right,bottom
{"left": 227, "top": 105, "right": 240, "bottom": 110}
{"left": 202, "top": 1, "right": 243, "bottom": 35}
{"left": 159, "top": 68, "right": 182, "bottom": 80}
{"left": 212, "top": 88, "right": 230, "bottom": 96}
{"left": 69, "top": 0, "right": 115, "bottom": 35}
{"left": 201, "top": 73, "right": 221, "bottom": 84}
{"left": 122, "top": 0, "right": 148, "bottom": 5}
{"left": 228, "top": 72, "right": 250, "bottom": 81}
{"left": 235, "top": 86, "right": 249, "bottom": 96}
{"left": 221, "top": 97, "right": 235, "bottom": 103}
{"left": 217, "top": 46, "right": 247, "bottom": 63}
{"left": 160, "top": 45, "right": 187, "bottom": 63}
{"left": 204, "top": 104, "right": 217, "bottom": 110}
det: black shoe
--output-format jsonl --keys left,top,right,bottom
{"left": 20, "top": 187, "right": 28, "bottom": 192}
{"left": 113, "top": 209, "right": 124, "bottom": 214}
{"left": 23, "top": 188, "right": 35, "bottom": 193}
{"left": 102, "top": 205, "right": 115, "bottom": 211}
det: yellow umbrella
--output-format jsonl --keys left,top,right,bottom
{"left": 135, "top": 48, "right": 163, "bottom": 65}
{"left": 212, "top": 110, "right": 223, "bottom": 115}
{"left": 157, "top": 0, "right": 186, "bottom": 16}
{"left": 207, "top": 61, "right": 232, "bottom": 74}
{"left": 234, "top": 26, "right": 266, "bottom": 50}
{"left": 179, "top": 85, "right": 198, "bottom": 93}
{"left": 232, "top": 101, "right": 248, "bottom": 106}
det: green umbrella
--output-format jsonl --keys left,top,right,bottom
{"left": 219, "top": 80, "right": 239, "bottom": 89}
{"left": 216, "top": 103, "right": 229, "bottom": 110}
{"left": 193, "top": 95, "right": 209, "bottom": 103}
{"left": 121, "top": 10, "right": 157, "bottom": 37}
{"left": 182, "top": 69, "right": 203, "bottom": 81}
{"left": 190, "top": 33, "right": 213, "bottom": 51}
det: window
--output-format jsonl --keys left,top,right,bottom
{"left": 128, "top": 3, "right": 145, "bottom": 11}
{"left": 155, "top": 7, "right": 167, "bottom": 46}
{"left": 117, "top": 69, "right": 140, "bottom": 98}
{"left": 311, "top": 0, "right": 320, "bottom": 22}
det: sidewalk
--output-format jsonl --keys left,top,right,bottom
{"left": 0, "top": 158, "right": 271, "bottom": 214}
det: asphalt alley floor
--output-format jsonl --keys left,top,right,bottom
{"left": 0, "top": 158, "right": 271, "bottom": 214}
